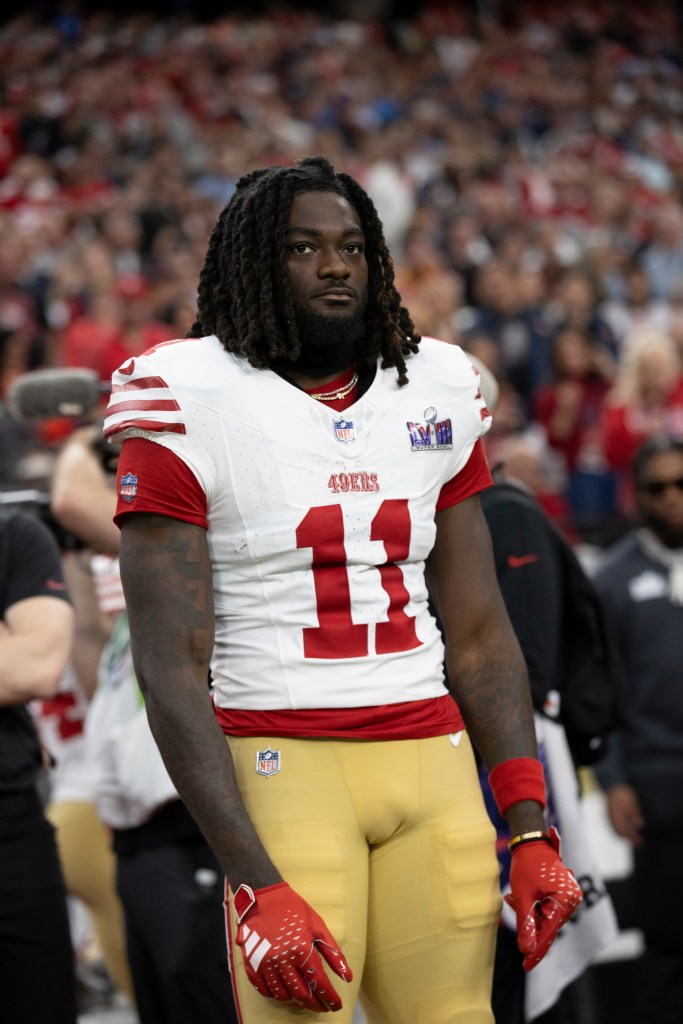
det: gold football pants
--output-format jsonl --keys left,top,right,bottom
{"left": 225, "top": 732, "right": 500, "bottom": 1024}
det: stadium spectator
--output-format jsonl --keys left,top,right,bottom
{"left": 600, "top": 261, "right": 672, "bottom": 352}
{"left": 488, "top": 428, "right": 576, "bottom": 540}
{"left": 547, "top": 268, "right": 618, "bottom": 358}
{"left": 640, "top": 202, "right": 683, "bottom": 302}
{"left": 601, "top": 327, "right": 683, "bottom": 510}
{"left": 534, "top": 325, "right": 616, "bottom": 525}
{"left": 535, "top": 326, "right": 614, "bottom": 474}
{"left": 1, "top": 1, "right": 683, "bottom": 525}
{"left": 461, "top": 258, "right": 554, "bottom": 413}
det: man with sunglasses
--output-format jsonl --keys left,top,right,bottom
{"left": 594, "top": 435, "right": 683, "bottom": 1024}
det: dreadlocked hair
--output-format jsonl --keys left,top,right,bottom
{"left": 186, "top": 155, "right": 420, "bottom": 386}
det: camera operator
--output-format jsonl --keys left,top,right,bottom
{"left": 51, "top": 423, "right": 121, "bottom": 555}
{"left": 0, "top": 503, "right": 77, "bottom": 1024}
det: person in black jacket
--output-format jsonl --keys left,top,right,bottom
{"left": 479, "top": 450, "right": 623, "bottom": 1024}
{"left": 594, "top": 435, "right": 683, "bottom": 1024}
{"left": 0, "top": 507, "right": 77, "bottom": 1024}
{"left": 480, "top": 472, "right": 573, "bottom": 1024}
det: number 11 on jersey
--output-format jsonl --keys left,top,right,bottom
{"left": 295, "top": 499, "right": 422, "bottom": 659}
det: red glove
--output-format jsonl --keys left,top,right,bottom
{"left": 505, "top": 827, "right": 583, "bottom": 972}
{"left": 231, "top": 881, "right": 352, "bottom": 1012}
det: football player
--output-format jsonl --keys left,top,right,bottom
{"left": 105, "top": 156, "right": 582, "bottom": 1023}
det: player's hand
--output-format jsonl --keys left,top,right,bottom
{"left": 505, "top": 826, "right": 583, "bottom": 971}
{"left": 231, "top": 881, "right": 352, "bottom": 1012}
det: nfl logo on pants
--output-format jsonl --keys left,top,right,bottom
{"left": 256, "top": 747, "right": 280, "bottom": 778}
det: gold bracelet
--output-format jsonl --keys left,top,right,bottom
{"left": 508, "top": 830, "right": 550, "bottom": 852}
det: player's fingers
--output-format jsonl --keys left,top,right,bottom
{"left": 516, "top": 902, "right": 541, "bottom": 957}
{"left": 301, "top": 953, "right": 343, "bottom": 1011}
{"left": 522, "top": 893, "right": 578, "bottom": 971}
{"left": 279, "top": 969, "right": 334, "bottom": 1013}
{"left": 316, "top": 938, "right": 354, "bottom": 984}
{"left": 505, "top": 891, "right": 542, "bottom": 957}
{"left": 522, "top": 915, "right": 557, "bottom": 971}
{"left": 309, "top": 972, "right": 343, "bottom": 1012}
{"left": 275, "top": 963, "right": 331, "bottom": 1010}
{"left": 260, "top": 967, "right": 300, "bottom": 1004}
{"left": 303, "top": 981, "right": 340, "bottom": 1013}
{"left": 523, "top": 929, "right": 557, "bottom": 970}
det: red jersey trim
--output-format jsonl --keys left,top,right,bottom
{"left": 436, "top": 438, "right": 493, "bottom": 512}
{"left": 104, "top": 418, "right": 186, "bottom": 438}
{"left": 106, "top": 373, "right": 186, "bottom": 437}
{"left": 213, "top": 694, "right": 464, "bottom": 740}
{"left": 111, "top": 375, "right": 172, "bottom": 393}
{"left": 114, "top": 438, "right": 207, "bottom": 527}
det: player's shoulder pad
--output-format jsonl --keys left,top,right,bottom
{"left": 104, "top": 336, "right": 228, "bottom": 442}
{"left": 414, "top": 337, "right": 482, "bottom": 393}
{"left": 110, "top": 335, "right": 227, "bottom": 390}
{"left": 413, "top": 338, "right": 493, "bottom": 435}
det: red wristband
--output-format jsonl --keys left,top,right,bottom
{"left": 488, "top": 757, "right": 546, "bottom": 816}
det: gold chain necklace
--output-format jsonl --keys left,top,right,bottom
{"left": 310, "top": 372, "right": 359, "bottom": 402}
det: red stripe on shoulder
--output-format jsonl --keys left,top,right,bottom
{"left": 104, "top": 418, "right": 186, "bottom": 438}
{"left": 111, "top": 375, "right": 170, "bottom": 393}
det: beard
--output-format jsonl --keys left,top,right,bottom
{"left": 643, "top": 511, "right": 683, "bottom": 549}
{"left": 278, "top": 307, "right": 366, "bottom": 376}
{"left": 297, "top": 308, "right": 365, "bottom": 350}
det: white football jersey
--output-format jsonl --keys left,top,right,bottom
{"left": 105, "top": 335, "right": 491, "bottom": 712}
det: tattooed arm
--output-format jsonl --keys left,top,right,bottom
{"left": 119, "top": 512, "right": 282, "bottom": 891}
{"left": 426, "top": 493, "right": 545, "bottom": 837}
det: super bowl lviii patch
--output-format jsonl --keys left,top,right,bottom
{"left": 407, "top": 407, "right": 452, "bottom": 451}
{"left": 256, "top": 746, "right": 281, "bottom": 778}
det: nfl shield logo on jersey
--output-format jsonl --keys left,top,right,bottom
{"left": 256, "top": 747, "right": 281, "bottom": 778}
{"left": 333, "top": 418, "right": 355, "bottom": 444}
{"left": 119, "top": 472, "right": 138, "bottom": 503}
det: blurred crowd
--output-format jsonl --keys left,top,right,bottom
{"left": 2, "top": 0, "right": 683, "bottom": 541}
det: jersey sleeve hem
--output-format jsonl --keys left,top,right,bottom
{"left": 436, "top": 438, "right": 493, "bottom": 512}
